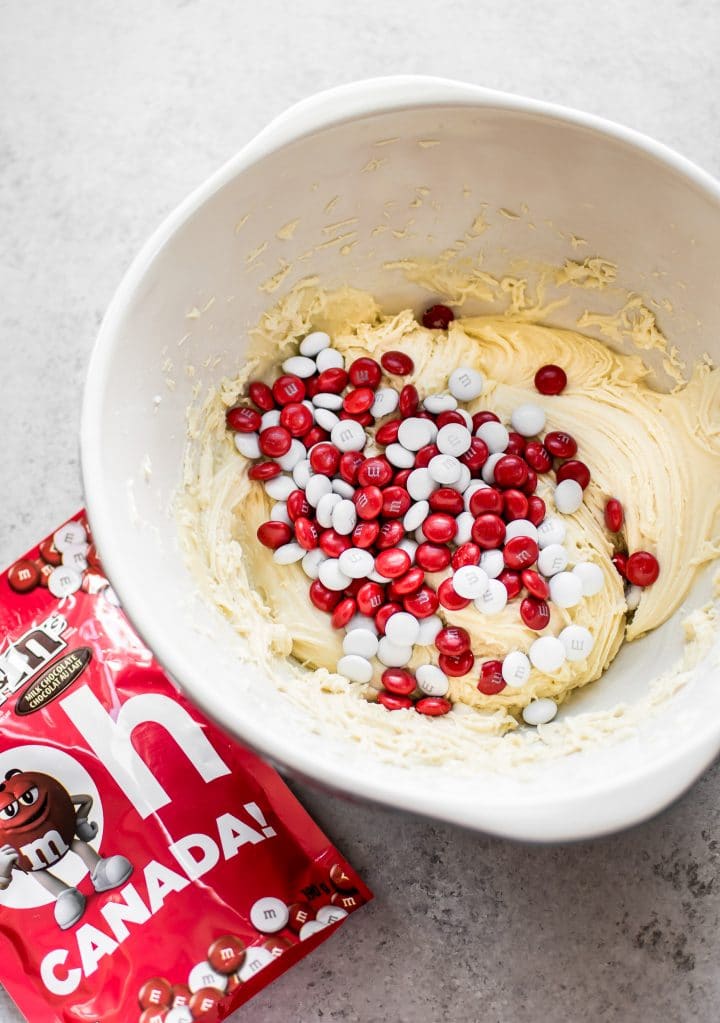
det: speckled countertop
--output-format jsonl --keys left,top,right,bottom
{"left": 1, "top": 1, "right": 719, "bottom": 1020}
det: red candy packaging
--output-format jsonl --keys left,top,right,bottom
{"left": 0, "top": 512, "right": 371, "bottom": 1022}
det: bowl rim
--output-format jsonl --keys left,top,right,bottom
{"left": 81, "top": 75, "right": 720, "bottom": 842}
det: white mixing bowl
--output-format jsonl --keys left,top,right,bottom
{"left": 81, "top": 76, "right": 720, "bottom": 841}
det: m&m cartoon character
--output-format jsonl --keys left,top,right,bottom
{"left": 0, "top": 768, "right": 132, "bottom": 929}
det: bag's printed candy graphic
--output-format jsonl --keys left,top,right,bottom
{"left": 0, "top": 512, "right": 371, "bottom": 1023}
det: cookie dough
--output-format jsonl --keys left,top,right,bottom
{"left": 178, "top": 286, "right": 720, "bottom": 754}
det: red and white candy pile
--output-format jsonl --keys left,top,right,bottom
{"left": 136, "top": 862, "right": 364, "bottom": 1022}
{"left": 6, "top": 519, "right": 116, "bottom": 601}
{"left": 228, "top": 304, "right": 660, "bottom": 726}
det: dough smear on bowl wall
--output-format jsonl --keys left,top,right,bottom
{"left": 178, "top": 270, "right": 720, "bottom": 769}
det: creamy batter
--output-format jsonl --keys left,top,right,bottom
{"left": 178, "top": 285, "right": 720, "bottom": 757}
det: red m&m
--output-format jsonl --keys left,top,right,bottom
{"left": 381, "top": 350, "right": 414, "bottom": 376}
{"left": 207, "top": 934, "right": 246, "bottom": 973}
{"left": 421, "top": 304, "right": 454, "bottom": 330}
{"left": 535, "top": 364, "right": 567, "bottom": 395}
{"left": 625, "top": 551, "right": 660, "bottom": 587}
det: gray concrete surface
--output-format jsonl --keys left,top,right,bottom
{"left": 1, "top": 1, "right": 719, "bottom": 1020}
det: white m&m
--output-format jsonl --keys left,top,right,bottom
{"left": 386, "top": 443, "right": 416, "bottom": 468}
{"left": 293, "top": 459, "right": 312, "bottom": 488}
{"left": 332, "top": 499, "right": 357, "bottom": 535}
{"left": 337, "top": 655, "right": 374, "bottom": 684}
{"left": 454, "top": 463, "right": 472, "bottom": 494}
{"left": 522, "top": 699, "right": 558, "bottom": 726}
{"left": 166, "top": 1008, "right": 193, "bottom": 1023}
{"left": 313, "top": 392, "right": 343, "bottom": 410}
{"left": 338, "top": 548, "right": 374, "bottom": 579}
{"left": 480, "top": 549, "right": 504, "bottom": 578}
{"left": 48, "top": 566, "right": 82, "bottom": 598}
{"left": 474, "top": 579, "right": 508, "bottom": 615}
{"left": 407, "top": 468, "right": 438, "bottom": 501}
{"left": 343, "top": 628, "right": 379, "bottom": 658}
{"left": 502, "top": 651, "right": 531, "bottom": 688}
{"left": 455, "top": 512, "right": 474, "bottom": 544}
{"left": 238, "top": 947, "right": 275, "bottom": 980}
{"left": 555, "top": 479, "right": 584, "bottom": 514}
{"left": 398, "top": 417, "right": 436, "bottom": 451}
{"left": 62, "top": 547, "right": 88, "bottom": 572}
{"left": 404, "top": 500, "right": 429, "bottom": 531}
{"left": 315, "top": 407, "right": 340, "bottom": 432}
{"left": 475, "top": 421, "right": 509, "bottom": 454}
{"left": 235, "top": 432, "right": 261, "bottom": 458}
{"left": 437, "top": 423, "right": 472, "bottom": 457}
{"left": 250, "top": 896, "right": 290, "bottom": 933}
{"left": 316, "top": 492, "right": 342, "bottom": 528}
{"left": 300, "top": 330, "right": 331, "bottom": 356}
{"left": 510, "top": 403, "right": 546, "bottom": 437}
{"left": 452, "top": 565, "right": 489, "bottom": 599}
{"left": 315, "top": 347, "right": 345, "bottom": 371}
{"left": 448, "top": 366, "right": 484, "bottom": 401}
{"left": 299, "top": 920, "right": 328, "bottom": 941}
{"left": 423, "top": 393, "right": 457, "bottom": 414}
{"left": 537, "top": 543, "right": 568, "bottom": 577}
{"left": 416, "top": 615, "right": 444, "bottom": 645}
{"left": 371, "top": 388, "right": 399, "bottom": 419}
{"left": 573, "top": 562, "right": 604, "bottom": 596}
{"left": 261, "top": 409, "right": 281, "bottom": 429}
{"left": 278, "top": 439, "right": 306, "bottom": 471}
{"left": 558, "top": 625, "right": 594, "bottom": 661}
{"left": 331, "top": 419, "right": 366, "bottom": 452}
{"left": 270, "top": 502, "right": 291, "bottom": 525}
{"left": 332, "top": 478, "right": 355, "bottom": 499}
{"left": 481, "top": 452, "right": 505, "bottom": 484}
{"left": 396, "top": 547, "right": 427, "bottom": 575}
{"left": 504, "top": 519, "right": 539, "bottom": 543}
{"left": 377, "top": 637, "right": 413, "bottom": 667}
{"left": 305, "top": 474, "right": 333, "bottom": 507}
{"left": 188, "top": 961, "right": 228, "bottom": 993}
{"left": 537, "top": 516, "right": 566, "bottom": 548}
{"left": 318, "top": 559, "right": 351, "bottom": 591}
{"left": 272, "top": 543, "right": 305, "bottom": 566}
{"left": 54, "top": 521, "right": 87, "bottom": 552}
{"left": 549, "top": 571, "right": 583, "bottom": 608}
{"left": 345, "top": 613, "right": 378, "bottom": 634}
{"left": 385, "top": 611, "right": 421, "bottom": 645}
{"left": 416, "top": 664, "right": 449, "bottom": 696}
{"left": 301, "top": 548, "right": 326, "bottom": 579}
{"left": 282, "top": 355, "right": 316, "bottom": 378}
{"left": 316, "top": 905, "right": 349, "bottom": 925}
{"left": 529, "top": 636, "right": 566, "bottom": 674}
{"left": 463, "top": 481, "right": 488, "bottom": 511}
{"left": 428, "top": 455, "right": 462, "bottom": 485}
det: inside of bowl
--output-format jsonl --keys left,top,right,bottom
{"left": 84, "top": 97, "right": 720, "bottom": 837}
